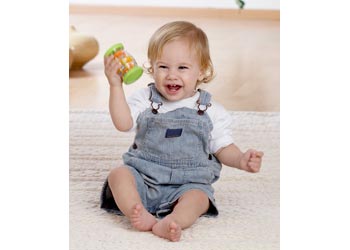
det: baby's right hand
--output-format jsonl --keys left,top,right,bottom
{"left": 104, "top": 55, "right": 123, "bottom": 87}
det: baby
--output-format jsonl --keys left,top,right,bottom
{"left": 101, "top": 21, "right": 263, "bottom": 242}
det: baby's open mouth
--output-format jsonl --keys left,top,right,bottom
{"left": 167, "top": 84, "right": 182, "bottom": 92}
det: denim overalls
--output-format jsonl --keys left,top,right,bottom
{"left": 101, "top": 83, "right": 222, "bottom": 217}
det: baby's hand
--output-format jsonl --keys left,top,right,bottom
{"left": 239, "top": 149, "right": 264, "bottom": 173}
{"left": 104, "top": 55, "right": 123, "bottom": 87}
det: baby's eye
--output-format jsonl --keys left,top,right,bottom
{"left": 158, "top": 65, "right": 168, "bottom": 69}
{"left": 178, "top": 66, "right": 188, "bottom": 70}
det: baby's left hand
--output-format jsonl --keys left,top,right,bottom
{"left": 239, "top": 149, "right": 264, "bottom": 173}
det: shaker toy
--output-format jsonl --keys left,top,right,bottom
{"left": 104, "top": 43, "right": 143, "bottom": 84}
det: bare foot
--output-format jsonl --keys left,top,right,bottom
{"left": 129, "top": 203, "right": 157, "bottom": 231}
{"left": 152, "top": 216, "right": 182, "bottom": 242}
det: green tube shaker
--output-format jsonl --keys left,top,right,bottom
{"left": 104, "top": 43, "right": 143, "bottom": 84}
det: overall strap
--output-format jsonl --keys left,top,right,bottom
{"left": 148, "top": 83, "right": 163, "bottom": 114}
{"left": 196, "top": 89, "right": 212, "bottom": 115}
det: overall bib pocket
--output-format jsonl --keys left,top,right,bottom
{"left": 142, "top": 116, "right": 207, "bottom": 161}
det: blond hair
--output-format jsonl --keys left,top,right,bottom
{"left": 146, "top": 21, "right": 214, "bottom": 84}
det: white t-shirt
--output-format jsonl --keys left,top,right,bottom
{"left": 126, "top": 87, "right": 233, "bottom": 154}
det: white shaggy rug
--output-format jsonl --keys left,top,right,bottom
{"left": 69, "top": 110, "right": 279, "bottom": 250}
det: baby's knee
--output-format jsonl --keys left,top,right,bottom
{"left": 108, "top": 166, "right": 132, "bottom": 183}
{"left": 194, "top": 190, "right": 209, "bottom": 204}
{"left": 182, "top": 189, "right": 209, "bottom": 204}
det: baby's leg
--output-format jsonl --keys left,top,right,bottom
{"left": 152, "top": 189, "right": 209, "bottom": 242}
{"left": 108, "top": 166, "right": 157, "bottom": 231}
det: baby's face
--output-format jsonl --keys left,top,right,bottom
{"left": 152, "top": 38, "right": 203, "bottom": 102}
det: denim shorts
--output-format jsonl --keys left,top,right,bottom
{"left": 100, "top": 165, "right": 219, "bottom": 218}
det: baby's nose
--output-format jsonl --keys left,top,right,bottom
{"left": 166, "top": 68, "right": 178, "bottom": 79}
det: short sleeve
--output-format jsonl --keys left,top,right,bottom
{"left": 126, "top": 88, "right": 149, "bottom": 131}
{"left": 208, "top": 102, "right": 233, "bottom": 154}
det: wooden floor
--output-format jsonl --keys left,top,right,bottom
{"left": 69, "top": 6, "right": 280, "bottom": 111}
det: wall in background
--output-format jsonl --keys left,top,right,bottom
{"left": 69, "top": 0, "right": 280, "bottom": 10}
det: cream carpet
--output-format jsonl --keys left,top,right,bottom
{"left": 70, "top": 110, "right": 279, "bottom": 250}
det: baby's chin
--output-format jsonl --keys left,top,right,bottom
{"left": 159, "top": 92, "right": 182, "bottom": 102}
{"left": 166, "top": 91, "right": 194, "bottom": 101}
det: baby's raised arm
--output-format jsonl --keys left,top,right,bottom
{"left": 104, "top": 55, "right": 133, "bottom": 131}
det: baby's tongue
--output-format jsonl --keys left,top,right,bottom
{"left": 168, "top": 85, "right": 181, "bottom": 91}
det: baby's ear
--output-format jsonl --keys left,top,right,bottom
{"left": 198, "top": 71, "right": 205, "bottom": 82}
